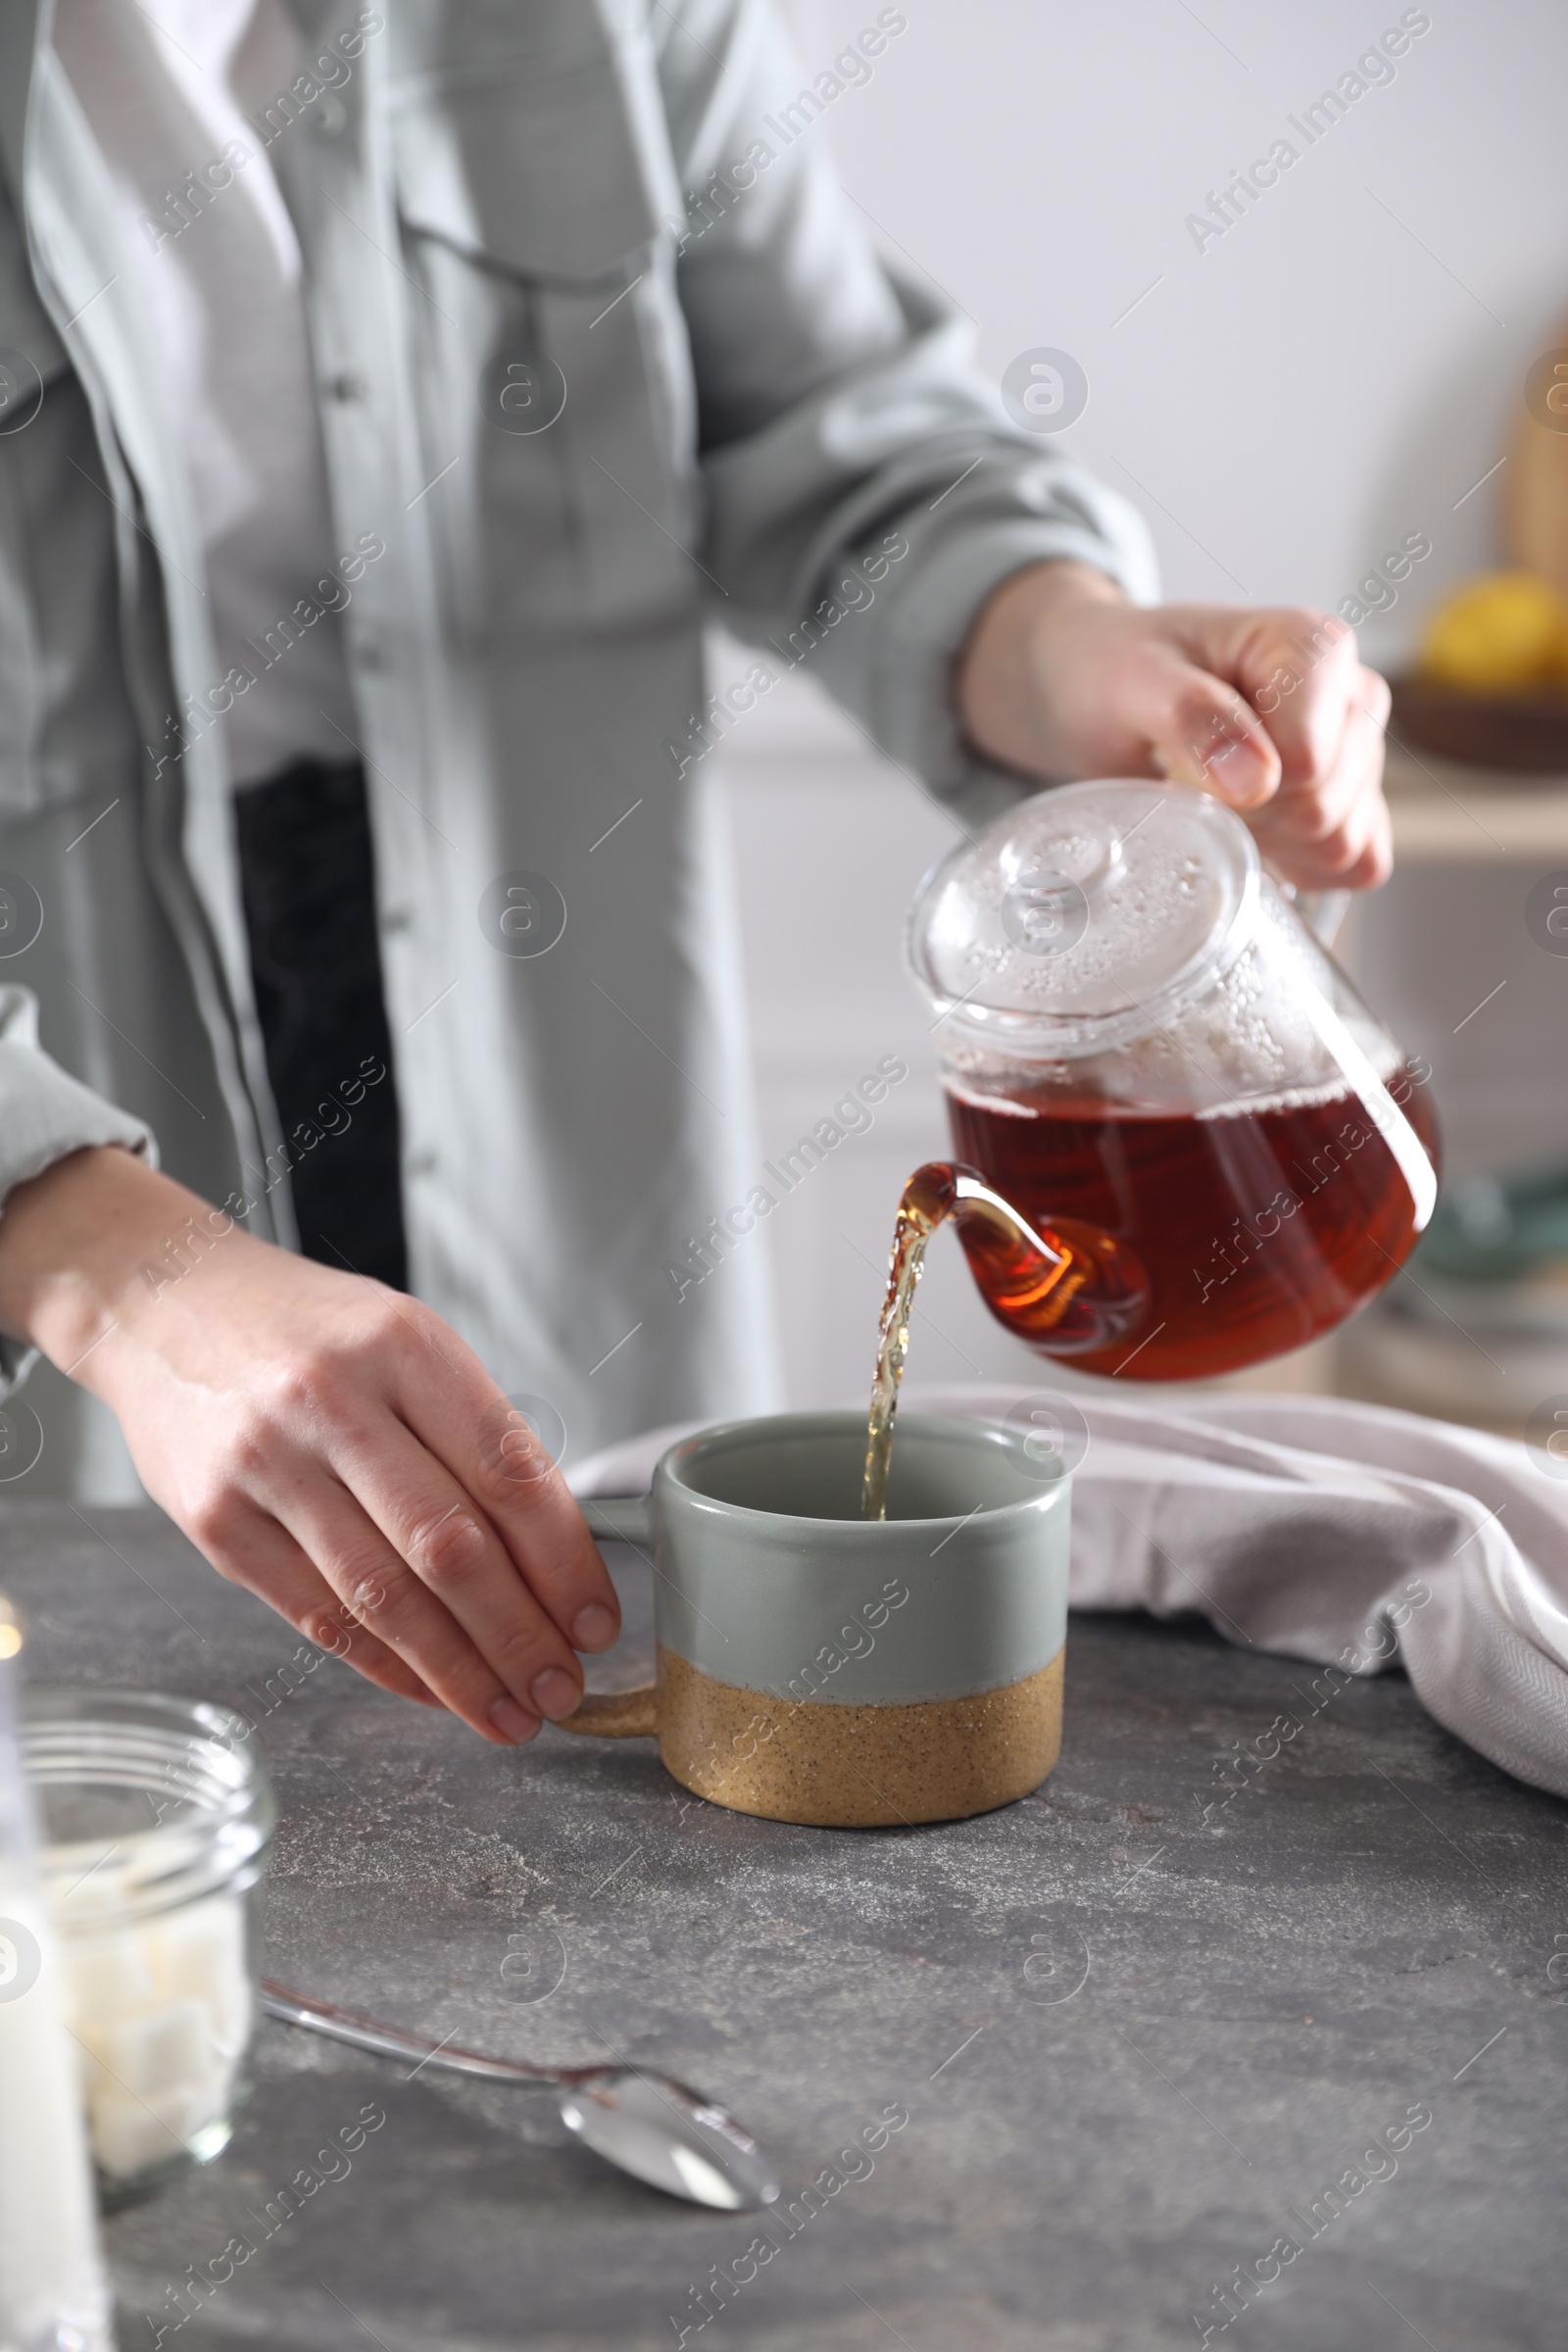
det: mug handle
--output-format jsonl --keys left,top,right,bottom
{"left": 557, "top": 1496, "right": 658, "bottom": 1740}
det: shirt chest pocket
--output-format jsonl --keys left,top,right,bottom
{"left": 390, "top": 47, "right": 702, "bottom": 644}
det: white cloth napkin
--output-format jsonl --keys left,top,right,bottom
{"left": 569, "top": 1386, "right": 1568, "bottom": 1802}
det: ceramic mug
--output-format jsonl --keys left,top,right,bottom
{"left": 559, "top": 1410, "right": 1070, "bottom": 1828}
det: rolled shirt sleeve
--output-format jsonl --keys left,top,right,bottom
{"left": 0, "top": 984, "right": 157, "bottom": 1396}
{"left": 659, "top": 0, "right": 1159, "bottom": 823}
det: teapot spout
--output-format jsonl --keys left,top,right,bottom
{"left": 860, "top": 1158, "right": 1152, "bottom": 1519}
{"left": 935, "top": 1164, "right": 1149, "bottom": 1357}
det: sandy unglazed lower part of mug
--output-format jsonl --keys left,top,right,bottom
{"left": 656, "top": 1644, "right": 1064, "bottom": 1827}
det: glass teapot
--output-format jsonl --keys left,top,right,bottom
{"left": 905, "top": 778, "right": 1440, "bottom": 1381}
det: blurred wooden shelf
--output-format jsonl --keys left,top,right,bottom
{"left": 1385, "top": 739, "right": 1568, "bottom": 861}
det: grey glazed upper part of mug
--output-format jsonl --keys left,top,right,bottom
{"left": 622, "top": 1413, "right": 1069, "bottom": 1705}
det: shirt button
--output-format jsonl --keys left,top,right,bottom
{"left": 406, "top": 1149, "right": 437, "bottom": 1178}
{"left": 307, "top": 92, "right": 348, "bottom": 138}
{"left": 354, "top": 637, "right": 388, "bottom": 672}
{"left": 381, "top": 906, "right": 413, "bottom": 936}
{"left": 326, "top": 371, "right": 368, "bottom": 403}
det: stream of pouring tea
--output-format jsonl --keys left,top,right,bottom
{"left": 859, "top": 1162, "right": 1150, "bottom": 1519}
{"left": 859, "top": 1168, "right": 950, "bottom": 1523}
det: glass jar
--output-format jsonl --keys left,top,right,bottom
{"left": 24, "top": 1689, "right": 275, "bottom": 2207}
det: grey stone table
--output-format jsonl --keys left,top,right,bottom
{"left": 6, "top": 1499, "right": 1568, "bottom": 2352}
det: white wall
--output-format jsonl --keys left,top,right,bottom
{"left": 724, "top": 0, "right": 1568, "bottom": 1411}
{"left": 779, "top": 0, "right": 1568, "bottom": 653}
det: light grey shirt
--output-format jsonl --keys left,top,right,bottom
{"left": 51, "top": 0, "right": 361, "bottom": 785}
{"left": 0, "top": 0, "right": 1156, "bottom": 1474}
{"left": 0, "top": 984, "right": 154, "bottom": 1395}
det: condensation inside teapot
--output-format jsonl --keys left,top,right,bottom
{"left": 911, "top": 779, "right": 1404, "bottom": 1116}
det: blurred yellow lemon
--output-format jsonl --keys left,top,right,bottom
{"left": 1420, "top": 571, "right": 1568, "bottom": 693}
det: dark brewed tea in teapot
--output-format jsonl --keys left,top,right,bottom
{"left": 947, "top": 1066, "right": 1438, "bottom": 1381}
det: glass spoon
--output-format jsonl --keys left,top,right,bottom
{"left": 260, "top": 1979, "right": 780, "bottom": 2211}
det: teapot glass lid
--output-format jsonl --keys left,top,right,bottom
{"left": 906, "top": 778, "right": 1259, "bottom": 1057}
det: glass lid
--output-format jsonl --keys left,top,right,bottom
{"left": 906, "top": 778, "right": 1260, "bottom": 1057}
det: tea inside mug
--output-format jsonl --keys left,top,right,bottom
{"left": 680, "top": 1416, "right": 1059, "bottom": 1523}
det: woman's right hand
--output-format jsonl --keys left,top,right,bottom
{"left": 0, "top": 1146, "right": 621, "bottom": 1744}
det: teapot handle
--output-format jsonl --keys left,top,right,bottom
{"left": 1277, "top": 878, "right": 1350, "bottom": 952}
{"left": 1298, "top": 889, "right": 1350, "bottom": 950}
